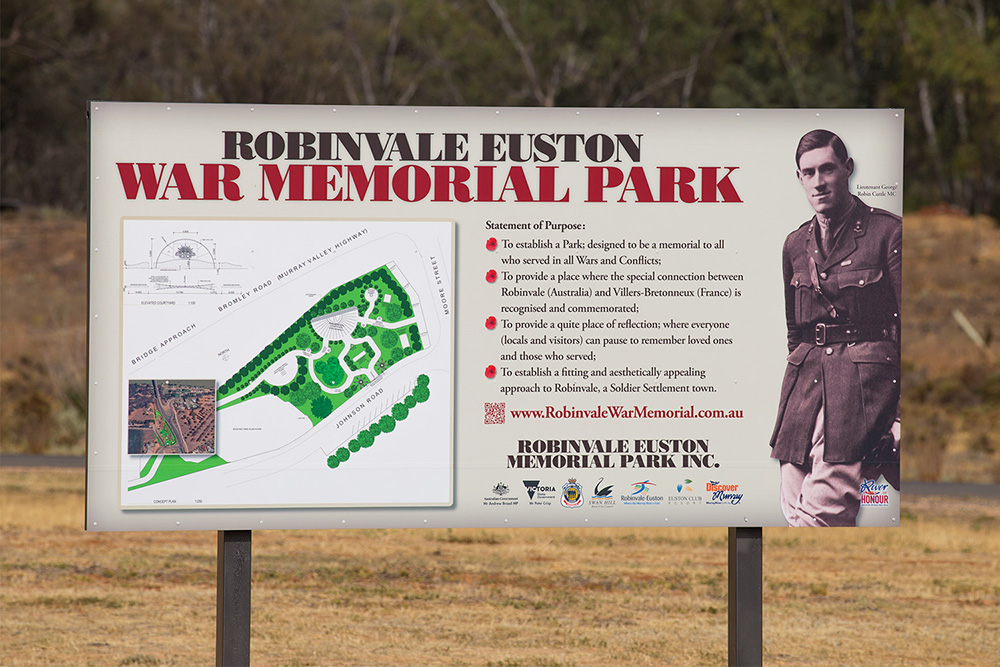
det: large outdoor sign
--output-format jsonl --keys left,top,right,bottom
{"left": 87, "top": 103, "right": 902, "bottom": 530}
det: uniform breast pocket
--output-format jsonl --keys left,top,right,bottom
{"left": 790, "top": 271, "right": 814, "bottom": 322}
{"left": 837, "top": 267, "right": 883, "bottom": 320}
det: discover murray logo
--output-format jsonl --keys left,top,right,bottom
{"left": 705, "top": 480, "right": 743, "bottom": 505}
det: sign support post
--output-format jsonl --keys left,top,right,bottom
{"left": 728, "top": 526, "right": 762, "bottom": 666}
{"left": 217, "top": 530, "right": 252, "bottom": 666}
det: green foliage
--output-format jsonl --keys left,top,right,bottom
{"left": 4, "top": 1, "right": 999, "bottom": 215}
{"left": 383, "top": 301, "right": 402, "bottom": 321}
{"left": 326, "top": 375, "right": 429, "bottom": 472}
{"left": 379, "top": 414, "right": 396, "bottom": 433}
{"left": 380, "top": 328, "right": 400, "bottom": 348}
{"left": 315, "top": 357, "right": 347, "bottom": 388}
{"left": 297, "top": 381, "right": 320, "bottom": 401}
{"left": 312, "top": 395, "right": 333, "bottom": 419}
{"left": 289, "top": 387, "right": 308, "bottom": 406}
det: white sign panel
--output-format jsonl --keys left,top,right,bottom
{"left": 88, "top": 103, "right": 902, "bottom": 530}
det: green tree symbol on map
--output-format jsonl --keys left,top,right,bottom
{"left": 312, "top": 396, "right": 333, "bottom": 419}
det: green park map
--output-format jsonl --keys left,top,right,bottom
{"left": 129, "top": 264, "right": 432, "bottom": 491}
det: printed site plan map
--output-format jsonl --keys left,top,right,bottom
{"left": 120, "top": 219, "right": 453, "bottom": 509}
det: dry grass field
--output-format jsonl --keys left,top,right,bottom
{"left": 2, "top": 209, "right": 998, "bottom": 665}
{"left": 1, "top": 466, "right": 998, "bottom": 666}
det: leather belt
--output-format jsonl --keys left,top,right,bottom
{"left": 806, "top": 323, "right": 897, "bottom": 346}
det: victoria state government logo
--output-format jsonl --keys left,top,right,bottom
{"left": 561, "top": 478, "right": 584, "bottom": 508}
{"left": 523, "top": 480, "right": 558, "bottom": 506}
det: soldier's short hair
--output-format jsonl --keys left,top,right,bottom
{"left": 796, "top": 129, "right": 849, "bottom": 168}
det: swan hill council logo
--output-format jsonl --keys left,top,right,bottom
{"left": 621, "top": 480, "right": 665, "bottom": 506}
{"left": 590, "top": 477, "right": 616, "bottom": 508}
{"left": 562, "top": 478, "right": 584, "bottom": 508}
{"left": 522, "top": 480, "right": 558, "bottom": 506}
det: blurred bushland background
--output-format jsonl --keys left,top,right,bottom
{"left": 2, "top": 0, "right": 999, "bottom": 482}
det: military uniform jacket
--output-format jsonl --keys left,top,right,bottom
{"left": 770, "top": 195, "right": 901, "bottom": 465}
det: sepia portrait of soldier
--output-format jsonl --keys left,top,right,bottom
{"left": 770, "top": 129, "right": 902, "bottom": 527}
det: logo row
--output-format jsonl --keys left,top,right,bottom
{"left": 482, "top": 477, "right": 744, "bottom": 508}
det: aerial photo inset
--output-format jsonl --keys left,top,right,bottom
{"left": 127, "top": 379, "right": 216, "bottom": 455}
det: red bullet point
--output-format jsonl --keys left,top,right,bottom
{"left": 486, "top": 237, "right": 498, "bottom": 251}
{"left": 485, "top": 316, "right": 497, "bottom": 330}
{"left": 485, "top": 269, "right": 497, "bottom": 283}
{"left": 485, "top": 365, "right": 497, "bottom": 379}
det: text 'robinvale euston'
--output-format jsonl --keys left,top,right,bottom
{"left": 115, "top": 131, "right": 743, "bottom": 204}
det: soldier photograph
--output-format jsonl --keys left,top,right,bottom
{"left": 770, "top": 129, "right": 902, "bottom": 527}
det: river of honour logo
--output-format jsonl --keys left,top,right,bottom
{"left": 562, "top": 478, "right": 584, "bottom": 508}
{"left": 859, "top": 478, "right": 891, "bottom": 507}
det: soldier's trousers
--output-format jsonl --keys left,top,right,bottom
{"left": 779, "top": 406, "right": 878, "bottom": 527}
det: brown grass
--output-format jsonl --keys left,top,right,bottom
{"left": 2, "top": 466, "right": 998, "bottom": 666}
{"left": 4, "top": 207, "right": 1000, "bottom": 480}
{"left": 0, "top": 209, "right": 88, "bottom": 455}
{"left": 900, "top": 211, "right": 1000, "bottom": 482}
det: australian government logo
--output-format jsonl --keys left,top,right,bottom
{"left": 483, "top": 481, "right": 519, "bottom": 507}
{"left": 860, "top": 478, "right": 891, "bottom": 507}
{"left": 562, "top": 478, "right": 584, "bottom": 508}
{"left": 621, "top": 480, "right": 665, "bottom": 506}
{"left": 523, "top": 480, "right": 558, "bottom": 506}
{"left": 705, "top": 480, "right": 743, "bottom": 505}
{"left": 589, "top": 477, "right": 616, "bottom": 509}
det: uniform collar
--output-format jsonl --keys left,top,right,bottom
{"left": 806, "top": 195, "right": 869, "bottom": 269}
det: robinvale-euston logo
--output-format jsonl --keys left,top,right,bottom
{"left": 705, "top": 480, "right": 743, "bottom": 505}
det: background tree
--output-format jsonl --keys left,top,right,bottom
{"left": 2, "top": 0, "right": 998, "bottom": 214}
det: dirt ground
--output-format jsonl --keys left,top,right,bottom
{"left": 1, "top": 466, "right": 998, "bottom": 666}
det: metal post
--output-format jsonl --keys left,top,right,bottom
{"left": 728, "top": 526, "right": 762, "bottom": 667}
{"left": 217, "top": 530, "right": 252, "bottom": 666}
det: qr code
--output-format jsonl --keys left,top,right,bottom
{"left": 484, "top": 402, "right": 506, "bottom": 425}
